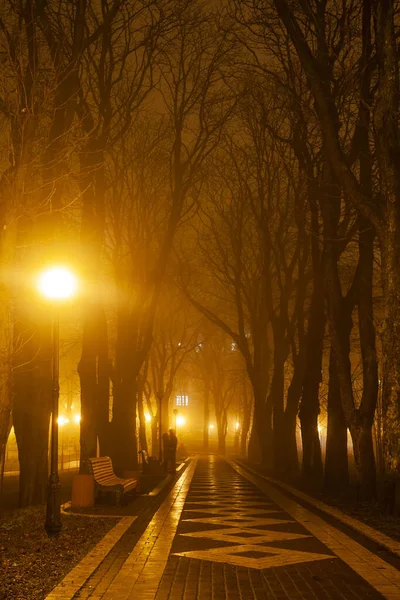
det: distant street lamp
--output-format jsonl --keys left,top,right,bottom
{"left": 176, "top": 415, "right": 186, "bottom": 427}
{"left": 38, "top": 266, "right": 78, "bottom": 536}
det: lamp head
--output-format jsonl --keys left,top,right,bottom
{"left": 38, "top": 267, "right": 77, "bottom": 300}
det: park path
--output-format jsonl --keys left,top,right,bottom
{"left": 61, "top": 456, "right": 400, "bottom": 599}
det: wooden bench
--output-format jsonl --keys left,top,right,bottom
{"left": 88, "top": 456, "right": 138, "bottom": 505}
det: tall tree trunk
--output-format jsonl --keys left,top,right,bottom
{"left": 214, "top": 398, "right": 227, "bottom": 455}
{"left": 203, "top": 378, "right": 209, "bottom": 451}
{"left": 78, "top": 143, "right": 107, "bottom": 472}
{"left": 111, "top": 379, "right": 138, "bottom": 474}
{"left": 325, "top": 347, "right": 349, "bottom": 491}
{"left": 373, "top": 0, "right": 400, "bottom": 471}
{"left": 251, "top": 380, "right": 272, "bottom": 468}
{"left": 283, "top": 360, "right": 304, "bottom": 476}
{"left": 346, "top": 0, "right": 378, "bottom": 496}
{"left": 299, "top": 294, "right": 324, "bottom": 481}
{"left": 0, "top": 411, "right": 12, "bottom": 505}
{"left": 380, "top": 236, "right": 400, "bottom": 469}
{"left": 350, "top": 223, "right": 378, "bottom": 498}
{"left": 137, "top": 389, "right": 148, "bottom": 453}
{"left": 299, "top": 174, "right": 324, "bottom": 482}
{"left": 97, "top": 310, "right": 111, "bottom": 457}
{"left": 0, "top": 299, "right": 13, "bottom": 498}
{"left": 151, "top": 416, "right": 158, "bottom": 457}
{"left": 162, "top": 395, "right": 170, "bottom": 434}
{"left": 270, "top": 344, "right": 286, "bottom": 474}
{"left": 241, "top": 402, "right": 251, "bottom": 457}
{"left": 13, "top": 319, "right": 51, "bottom": 506}
{"left": 78, "top": 307, "right": 98, "bottom": 470}
{"left": 217, "top": 424, "right": 226, "bottom": 454}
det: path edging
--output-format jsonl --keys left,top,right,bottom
{"left": 236, "top": 459, "right": 400, "bottom": 560}
{"left": 45, "top": 516, "right": 136, "bottom": 600}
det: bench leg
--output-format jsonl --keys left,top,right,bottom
{"left": 115, "top": 488, "right": 122, "bottom": 506}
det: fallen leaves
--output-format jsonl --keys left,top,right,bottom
{"left": 0, "top": 506, "right": 118, "bottom": 600}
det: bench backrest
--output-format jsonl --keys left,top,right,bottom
{"left": 88, "top": 456, "right": 116, "bottom": 484}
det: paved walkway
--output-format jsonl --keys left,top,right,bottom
{"left": 52, "top": 456, "right": 400, "bottom": 599}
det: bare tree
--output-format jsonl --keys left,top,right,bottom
{"left": 103, "top": 0, "right": 237, "bottom": 472}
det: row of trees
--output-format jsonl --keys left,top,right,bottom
{"left": 0, "top": 0, "right": 399, "bottom": 505}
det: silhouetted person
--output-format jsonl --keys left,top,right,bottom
{"left": 162, "top": 432, "right": 170, "bottom": 474}
{"left": 169, "top": 428, "right": 178, "bottom": 473}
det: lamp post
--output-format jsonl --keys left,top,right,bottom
{"left": 37, "top": 266, "right": 77, "bottom": 536}
{"left": 173, "top": 408, "right": 178, "bottom": 432}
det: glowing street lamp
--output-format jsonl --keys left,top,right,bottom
{"left": 176, "top": 415, "right": 186, "bottom": 427}
{"left": 38, "top": 266, "right": 78, "bottom": 536}
{"left": 38, "top": 267, "right": 77, "bottom": 300}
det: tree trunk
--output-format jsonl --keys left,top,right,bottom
{"left": 217, "top": 427, "right": 226, "bottom": 454}
{"left": 215, "top": 407, "right": 227, "bottom": 455}
{"left": 283, "top": 365, "right": 303, "bottom": 476}
{"left": 78, "top": 140, "right": 107, "bottom": 471}
{"left": 203, "top": 379, "right": 209, "bottom": 451}
{"left": 110, "top": 307, "right": 140, "bottom": 473}
{"left": 151, "top": 416, "right": 158, "bottom": 457}
{"left": 0, "top": 340, "right": 12, "bottom": 499}
{"left": 137, "top": 389, "right": 148, "bottom": 453}
{"left": 78, "top": 309, "right": 98, "bottom": 471}
{"left": 241, "top": 384, "right": 251, "bottom": 457}
{"left": 324, "top": 348, "right": 349, "bottom": 492}
{"left": 300, "top": 411, "right": 323, "bottom": 483}
{"left": 97, "top": 350, "right": 111, "bottom": 457}
{"left": 0, "top": 411, "right": 12, "bottom": 505}
{"left": 111, "top": 380, "right": 138, "bottom": 474}
{"left": 0, "top": 226, "right": 14, "bottom": 500}
{"left": 241, "top": 414, "right": 250, "bottom": 457}
{"left": 247, "top": 423, "right": 261, "bottom": 463}
{"left": 350, "top": 223, "right": 378, "bottom": 498}
{"left": 269, "top": 344, "right": 286, "bottom": 474}
{"left": 374, "top": 0, "right": 400, "bottom": 472}
{"left": 13, "top": 320, "right": 51, "bottom": 506}
{"left": 380, "top": 235, "right": 400, "bottom": 470}
{"left": 350, "top": 423, "right": 376, "bottom": 501}
{"left": 251, "top": 380, "right": 272, "bottom": 468}
{"left": 299, "top": 272, "right": 324, "bottom": 481}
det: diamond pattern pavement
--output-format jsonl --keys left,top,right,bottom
{"left": 157, "top": 456, "right": 386, "bottom": 599}
{"left": 66, "top": 456, "right": 400, "bottom": 599}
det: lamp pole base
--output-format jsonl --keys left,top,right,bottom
{"left": 45, "top": 471, "right": 62, "bottom": 536}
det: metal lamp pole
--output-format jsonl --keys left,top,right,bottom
{"left": 45, "top": 309, "right": 62, "bottom": 535}
{"left": 38, "top": 265, "right": 77, "bottom": 536}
